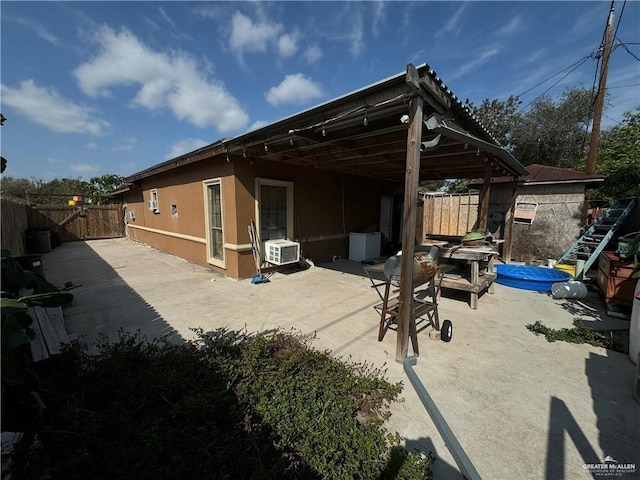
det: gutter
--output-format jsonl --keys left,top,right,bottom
{"left": 403, "top": 357, "right": 483, "bottom": 480}
{"left": 424, "top": 113, "right": 528, "bottom": 177}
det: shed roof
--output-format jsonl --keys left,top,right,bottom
{"left": 477, "top": 163, "right": 606, "bottom": 187}
{"left": 126, "top": 63, "right": 528, "bottom": 184}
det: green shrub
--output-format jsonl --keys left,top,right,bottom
{"left": 526, "top": 319, "right": 609, "bottom": 348}
{"left": 9, "top": 329, "right": 434, "bottom": 480}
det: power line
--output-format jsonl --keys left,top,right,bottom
{"left": 514, "top": 55, "right": 592, "bottom": 99}
{"left": 612, "top": 0, "right": 626, "bottom": 43}
{"left": 517, "top": 56, "right": 591, "bottom": 113}
{"left": 607, "top": 83, "right": 640, "bottom": 89}
{"left": 619, "top": 42, "right": 640, "bottom": 62}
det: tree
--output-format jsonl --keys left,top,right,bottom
{"left": 467, "top": 95, "right": 522, "bottom": 148}
{"left": 510, "top": 88, "right": 595, "bottom": 167}
{"left": 469, "top": 87, "right": 597, "bottom": 169}
{"left": 0, "top": 175, "right": 127, "bottom": 204}
{"left": 87, "top": 174, "right": 126, "bottom": 197}
{"left": 593, "top": 108, "right": 640, "bottom": 202}
{"left": 0, "top": 176, "right": 37, "bottom": 199}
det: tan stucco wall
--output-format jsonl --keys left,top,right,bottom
{"left": 122, "top": 155, "right": 402, "bottom": 279}
{"left": 489, "top": 183, "right": 587, "bottom": 262}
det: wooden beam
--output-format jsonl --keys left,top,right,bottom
{"left": 477, "top": 162, "right": 492, "bottom": 231}
{"left": 419, "top": 73, "right": 452, "bottom": 111}
{"left": 503, "top": 184, "right": 519, "bottom": 262}
{"left": 396, "top": 94, "right": 424, "bottom": 362}
{"left": 405, "top": 64, "right": 451, "bottom": 115}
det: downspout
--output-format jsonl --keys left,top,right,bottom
{"left": 404, "top": 357, "right": 482, "bottom": 480}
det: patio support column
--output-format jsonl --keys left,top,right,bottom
{"left": 503, "top": 183, "right": 518, "bottom": 262}
{"left": 396, "top": 94, "right": 423, "bottom": 362}
{"left": 478, "top": 161, "right": 492, "bottom": 232}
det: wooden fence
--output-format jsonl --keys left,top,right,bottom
{"left": 27, "top": 205, "right": 125, "bottom": 241}
{"left": 422, "top": 193, "right": 479, "bottom": 237}
{"left": 1, "top": 197, "right": 31, "bottom": 255}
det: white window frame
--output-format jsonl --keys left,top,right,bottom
{"left": 203, "top": 178, "right": 225, "bottom": 268}
{"left": 149, "top": 188, "right": 159, "bottom": 213}
{"left": 255, "top": 178, "right": 294, "bottom": 246}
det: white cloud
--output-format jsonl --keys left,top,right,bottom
{"left": 372, "top": 0, "right": 385, "bottom": 38}
{"left": 74, "top": 26, "right": 248, "bottom": 132}
{"left": 113, "top": 136, "right": 138, "bottom": 151}
{"left": 247, "top": 120, "right": 270, "bottom": 132}
{"left": 277, "top": 32, "right": 299, "bottom": 57}
{"left": 435, "top": 3, "right": 468, "bottom": 38}
{"left": 1, "top": 79, "right": 109, "bottom": 135}
{"left": 158, "top": 7, "right": 175, "bottom": 28}
{"left": 349, "top": 11, "right": 364, "bottom": 57}
{"left": 304, "top": 44, "right": 322, "bottom": 64}
{"left": 85, "top": 142, "right": 98, "bottom": 149}
{"left": 70, "top": 163, "right": 100, "bottom": 174}
{"left": 265, "top": 74, "right": 322, "bottom": 106}
{"left": 327, "top": 4, "right": 364, "bottom": 58}
{"left": 495, "top": 15, "right": 522, "bottom": 36}
{"left": 451, "top": 48, "right": 500, "bottom": 80}
{"left": 4, "top": 15, "right": 59, "bottom": 45}
{"left": 165, "top": 138, "right": 210, "bottom": 159}
{"left": 229, "top": 11, "right": 282, "bottom": 56}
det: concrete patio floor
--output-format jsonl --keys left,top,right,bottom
{"left": 42, "top": 238, "right": 639, "bottom": 480}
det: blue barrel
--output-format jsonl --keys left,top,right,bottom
{"left": 25, "top": 229, "right": 52, "bottom": 253}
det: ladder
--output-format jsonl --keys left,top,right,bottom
{"left": 557, "top": 198, "right": 637, "bottom": 280}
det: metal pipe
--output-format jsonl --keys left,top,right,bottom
{"left": 403, "top": 357, "right": 483, "bottom": 480}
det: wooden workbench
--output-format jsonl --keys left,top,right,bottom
{"left": 437, "top": 246, "right": 498, "bottom": 309}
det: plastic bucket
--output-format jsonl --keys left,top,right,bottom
{"left": 553, "top": 264, "right": 575, "bottom": 278}
{"left": 25, "top": 229, "right": 52, "bottom": 253}
{"left": 551, "top": 280, "right": 588, "bottom": 299}
{"left": 15, "top": 255, "right": 45, "bottom": 277}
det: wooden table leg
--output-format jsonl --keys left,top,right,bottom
{"left": 470, "top": 260, "right": 479, "bottom": 310}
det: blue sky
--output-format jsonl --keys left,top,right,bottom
{"left": 1, "top": 1, "right": 639, "bottom": 181}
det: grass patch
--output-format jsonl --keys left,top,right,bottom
{"left": 6, "top": 328, "right": 434, "bottom": 480}
{"left": 526, "top": 319, "right": 613, "bottom": 349}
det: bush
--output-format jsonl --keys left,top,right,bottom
{"left": 9, "top": 329, "right": 434, "bottom": 479}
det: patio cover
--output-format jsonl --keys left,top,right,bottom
{"left": 127, "top": 63, "right": 527, "bottom": 184}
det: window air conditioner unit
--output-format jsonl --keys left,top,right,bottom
{"left": 264, "top": 239, "right": 300, "bottom": 265}
{"left": 148, "top": 200, "right": 158, "bottom": 211}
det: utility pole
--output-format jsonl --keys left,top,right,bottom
{"left": 583, "top": 3, "right": 614, "bottom": 223}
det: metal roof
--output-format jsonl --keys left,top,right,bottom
{"left": 127, "top": 63, "right": 527, "bottom": 184}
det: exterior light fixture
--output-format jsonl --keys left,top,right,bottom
{"left": 322, "top": 126, "right": 326, "bottom": 137}
{"left": 363, "top": 111, "right": 368, "bottom": 126}
{"left": 264, "top": 143, "right": 268, "bottom": 151}
{"left": 400, "top": 114, "right": 409, "bottom": 124}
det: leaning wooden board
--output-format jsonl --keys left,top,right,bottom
{"left": 28, "top": 306, "right": 70, "bottom": 361}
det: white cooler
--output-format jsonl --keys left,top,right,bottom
{"left": 349, "top": 232, "right": 381, "bottom": 261}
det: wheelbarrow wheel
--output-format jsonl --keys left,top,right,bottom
{"left": 441, "top": 320, "right": 453, "bottom": 342}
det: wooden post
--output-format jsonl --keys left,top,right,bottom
{"left": 503, "top": 184, "right": 519, "bottom": 263}
{"left": 583, "top": 5, "right": 614, "bottom": 224}
{"left": 396, "top": 94, "right": 423, "bottom": 362}
{"left": 477, "top": 162, "right": 492, "bottom": 231}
